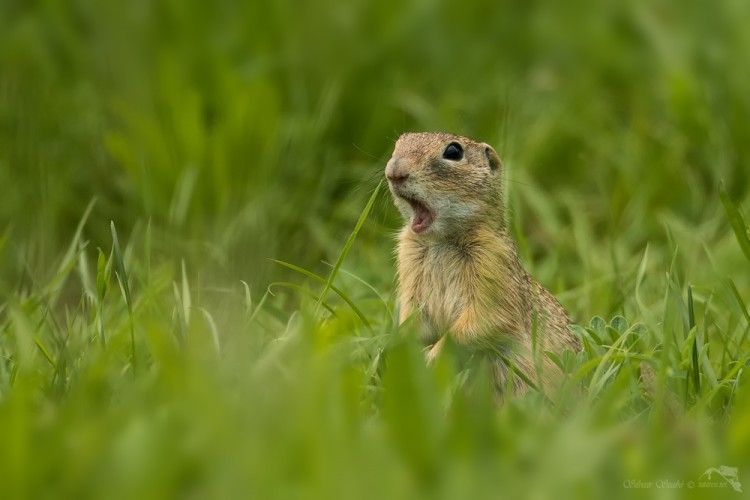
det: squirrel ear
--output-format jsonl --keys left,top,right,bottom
{"left": 482, "top": 144, "right": 502, "bottom": 172}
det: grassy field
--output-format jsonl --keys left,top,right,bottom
{"left": 2, "top": 1, "right": 750, "bottom": 498}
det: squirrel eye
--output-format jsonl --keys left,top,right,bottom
{"left": 442, "top": 142, "right": 463, "bottom": 161}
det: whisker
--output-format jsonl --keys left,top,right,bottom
{"left": 351, "top": 143, "right": 381, "bottom": 160}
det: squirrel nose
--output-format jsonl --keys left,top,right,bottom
{"left": 386, "top": 159, "right": 410, "bottom": 185}
{"left": 386, "top": 171, "right": 409, "bottom": 185}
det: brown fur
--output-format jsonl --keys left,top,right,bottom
{"left": 385, "top": 132, "right": 579, "bottom": 398}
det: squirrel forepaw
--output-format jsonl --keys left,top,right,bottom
{"left": 425, "top": 336, "right": 446, "bottom": 365}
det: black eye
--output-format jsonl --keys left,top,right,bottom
{"left": 442, "top": 142, "right": 463, "bottom": 161}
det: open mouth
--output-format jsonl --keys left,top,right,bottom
{"left": 400, "top": 194, "right": 433, "bottom": 234}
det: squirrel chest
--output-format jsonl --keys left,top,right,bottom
{"left": 396, "top": 228, "right": 524, "bottom": 346}
{"left": 398, "top": 239, "right": 471, "bottom": 343}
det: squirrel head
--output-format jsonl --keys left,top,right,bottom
{"left": 385, "top": 132, "right": 504, "bottom": 238}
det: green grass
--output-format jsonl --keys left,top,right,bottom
{"left": 2, "top": 1, "right": 750, "bottom": 498}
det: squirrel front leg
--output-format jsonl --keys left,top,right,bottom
{"left": 397, "top": 293, "right": 444, "bottom": 364}
{"left": 450, "top": 306, "right": 484, "bottom": 345}
{"left": 425, "top": 336, "right": 446, "bottom": 365}
{"left": 426, "top": 306, "right": 484, "bottom": 364}
{"left": 398, "top": 302, "right": 412, "bottom": 326}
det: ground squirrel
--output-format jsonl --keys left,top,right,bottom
{"left": 385, "top": 132, "right": 580, "bottom": 397}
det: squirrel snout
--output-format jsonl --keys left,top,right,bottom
{"left": 386, "top": 171, "right": 409, "bottom": 185}
{"left": 386, "top": 159, "right": 410, "bottom": 185}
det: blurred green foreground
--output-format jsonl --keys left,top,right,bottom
{"left": 1, "top": 1, "right": 750, "bottom": 498}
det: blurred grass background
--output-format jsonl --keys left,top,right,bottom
{"left": 1, "top": 0, "right": 750, "bottom": 498}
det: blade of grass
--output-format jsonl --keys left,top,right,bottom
{"left": 687, "top": 285, "right": 700, "bottom": 398}
{"left": 726, "top": 278, "right": 750, "bottom": 326}
{"left": 77, "top": 241, "right": 96, "bottom": 303}
{"left": 34, "top": 337, "right": 57, "bottom": 371}
{"left": 719, "top": 181, "right": 750, "bottom": 261}
{"left": 588, "top": 327, "right": 639, "bottom": 399}
{"left": 199, "top": 307, "right": 221, "bottom": 354}
{"left": 57, "top": 198, "right": 96, "bottom": 279}
{"left": 316, "top": 180, "right": 382, "bottom": 312}
{"left": 726, "top": 279, "right": 750, "bottom": 358}
{"left": 96, "top": 247, "right": 113, "bottom": 346}
{"left": 271, "top": 282, "right": 337, "bottom": 317}
{"left": 42, "top": 199, "right": 97, "bottom": 309}
{"left": 172, "top": 282, "right": 188, "bottom": 346}
{"left": 319, "top": 260, "right": 391, "bottom": 312}
{"left": 336, "top": 267, "right": 391, "bottom": 312}
{"left": 248, "top": 289, "right": 270, "bottom": 325}
{"left": 634, "top": 244, "right": 650, "bottom": 317}
{"left": 111, "top": 221, "right": 136, "bottom": 371}
{"left": 704, "top": 351, "right": 750, "bottom": 403}
{"left": 271, "top": 259, "right": 371, "bottom": 328}
{"left": 181, "top": 260, "right": 191, "bottom": 328}
{"left": 488, "top": 345, "right": 543, "bottom": 396}
{"left": 241, "top": 280, "right": 252, "bottom": 313}
{"left": 145, "top": 218, "right": 152, "bottom": 285}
